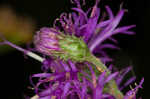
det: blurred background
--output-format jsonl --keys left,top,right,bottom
{"left": 0, "top": 0, "right": 147, "bottom": 98}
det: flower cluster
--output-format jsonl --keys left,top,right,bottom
{"left": 30, "top": 0, "right": 143, "bottom": 99}
{"left": 31, "top": 60, "right": 119, "bottom": 99}
{"left": 30, "top": 60, "right": 143, "bottom": 99}
{"left": 0, "top": 0, "right": 144, "bottom": 99}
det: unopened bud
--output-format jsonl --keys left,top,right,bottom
{"left": 34, "top": 27, "right": 60, "bottom": 56}
{"left": 34, "top": 27, "right": 90, "bottom": 62}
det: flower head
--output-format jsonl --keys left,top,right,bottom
{"left": 34, "top": 27, "right": 90, "bottom": 62}
{"left": 31, "top": 59, "right": 144, "bottom": 99}
{"left": 31, "top": 60, "right": 117, "bottom": 99}
{"left": 53, "top": 0, "right": 135, "bottom": 62}
{"left": 34, "top": 0, "right": 135, "bottom": 63}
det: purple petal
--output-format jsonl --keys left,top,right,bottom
{"left": 105, "top": 6, "right": 114, "bottom": 19}
{"left": 89, "top": 10, "right": 125, "bottom": 52}
{"left": 83, "top": 13, "right": 99, "bottom": 42}
{"left": 94, "top": 86, "right": 103, "bottom": 99}
{"left": 113, "top": 25, "right": 136, "bottom": 35}
{"left": 63, "top": 82, "right": 71, "bottom": 97}
{"left": 39, "top": 96, "right": 51, "bottom": 99}
{"left": 98, "top": 72, "right": 106, "bottom": 86}
{"left": 96, "top": 20, "right": 111, "bottom": 28}
{"left": 68, "top": 60, "right": 77, "bottom": 72}
{"left": 81, "top": 79, "right": 87, "bottom": 99}
{"left": 108, "top": 37, "right": 118, "bottom": 44}
{"left": 105, "top": 72, "right": 118, "bottom": 83}
{"left": 120, "top": 31, "right": 135, "bottom": 35}
{"left": 32, "top": 73, "right": 51, "bottom": 78}
{"left": 82, "top": 7, "right": 100, "bottom": 42}
{"left": 124, "top": 76, "right": 136, "bottom": 87}
{"left": 71, "top": 8, "right": 88, "bottom": 21}
{"left": 59, "top": 61, "right": 70, "bottom": 72}
{"left": 100, "top": 57, "right": 113, "bottom": 63}
{"left": 139, "top": 78, "right": 144, "bottom": 88}
{"left": 98, "top": 44, "right": 120, "bottom": 50}
{"left": 116, "top": 67, "right": 132, "bottom": 85}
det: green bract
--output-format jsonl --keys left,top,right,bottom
{"left": 56, "top": 34, "right": 90, "bottom": 62}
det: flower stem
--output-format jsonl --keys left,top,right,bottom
{"left": 87, "top": 55, "right": 124, "bottom": 99}
{"left": 30, "top": 95, "right": 39, "bottom": 99}
{"left": 4, "top": 41, "right": 45, "bottom": 62}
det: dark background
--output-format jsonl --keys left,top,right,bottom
{"left": 0, "top": 0, "right": 147, "bottom": 98}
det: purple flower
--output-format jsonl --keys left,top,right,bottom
{"left": 0, "top": 0, "right": 144, "bottom": 99}
{"left": 31, "top": 60, "right": 80, "bottom": 99}
{"left": 53, "top": 0, "right": 135, "bottom": 62}
{"left": 33, "top": 0, "right": 136, "bottom": 64}
{"left": 30, "top": 0, "right": 143, "bottom": 98}
{"left": 30, "top": 60, "right": 113, "bottom": 99}
{"left": 31, "top": 59, "right": 143, "bottom": 99}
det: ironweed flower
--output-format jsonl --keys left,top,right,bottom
{"left": 32, "top": 0, "right": 138, "bottom": 97}
{"left": 31, "top": 61, "right": 143, "bottom": 99}
{"left": 52, "top": 0, "right": 135, "bottom": 63}
{"left": 0, "top": 0, "right": 144, "bottom": 99}
{"left": 32, "top": 0, "right": 144, "bottom": 98}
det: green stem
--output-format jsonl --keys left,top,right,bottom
{"left": 87, "top": 55, "right": 124, "bottom": 99}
